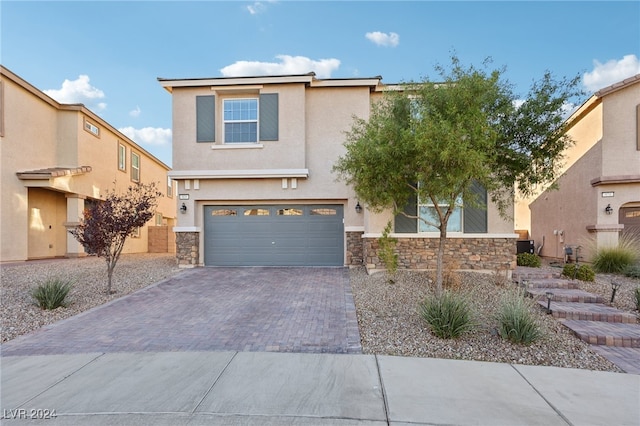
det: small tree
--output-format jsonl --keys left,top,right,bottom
{"left": 333, "top": 56, "right": 582, "bottom": 295}
{"left": 69, "top": 182, "right": 162, "bottom": 294}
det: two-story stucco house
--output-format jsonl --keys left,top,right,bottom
{"left": 520, "top": 74, "right": 640, "bottom": 261}
{"left": 159, "top": 73, "right": 517, "bottom": 272}
{"left": 0, "top": 66, "right": 176, "bottom": 262}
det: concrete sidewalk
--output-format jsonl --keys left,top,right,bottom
{"left": 2, "top": 351, "right": 638, "bottom": 425}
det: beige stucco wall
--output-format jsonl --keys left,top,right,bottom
{"left": 1, "top": 67, "right": 175, "bottom": 262}
{"left": 171, "top": 83, "right": 372, "bottom": 265}
{"left": 529, "top": 78, "right": 640, "bottom": 261}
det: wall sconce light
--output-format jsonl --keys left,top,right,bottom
{"left": 610, "top": 282, "right": 621, "bottom": 303}
{"left": 605, "top": 204, "right": 613, "bottom": 215}
{"left": 545, "top": 291, "right": 554, "bottom": 314}
{"left": 355, "top": 202, "right": 362, "bottom": 214}
{"left": 180, "top": 203, "right": 187, "bottom": 214}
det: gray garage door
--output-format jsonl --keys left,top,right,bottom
{"left": 204, "top": 205, "right": 344, "bottom": 266}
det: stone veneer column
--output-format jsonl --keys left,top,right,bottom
{"left": 175, "top": 232, "right": 199, "bottom": 268}
{"left": 346, "top": 231, "right": 364, "bottom": 266}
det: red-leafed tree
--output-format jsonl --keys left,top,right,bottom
{"left": 69, "top": 182, "right": 162, "bottom": 294}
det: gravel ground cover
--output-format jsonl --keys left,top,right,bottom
{"left": 350, "top": 265, "right": 639, "bottom": 372}
{"left": 1, "top": 254, "right": 181, "bottom": 343}
{"left": 2, "top": 254, "right": 638, "bottom": 372}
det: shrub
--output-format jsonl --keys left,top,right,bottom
{"left": 418, "top": 291, "right": 474, "bottom": 339}
{"left": 31, "top": 279, "right": 72, "bottom": 310}
{"left": 378, "top": 221, "right": 398, "bottom": 276}
{"left": 562, "top": 264, "right": 595, "bottom": 282}
{"left": 592, "top": 247, "right": 637, "bottom": 274}
{"left": 591, "top": 234, "right": 640, "bottom": 274}
{"left": 517, "top": 253, "right": 541, "bottom": 267}
{"left": 623, "top": 264, "right": 640, "bottom": 279}
{"left": 496, "top": 290, "right": 543, "bottom": 345}
{"left": 635, "top": 287, "right": 640, "bottom": 312}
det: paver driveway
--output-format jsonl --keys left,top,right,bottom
{"left": 1, "top": 267, "right": 362, "bottom": 356}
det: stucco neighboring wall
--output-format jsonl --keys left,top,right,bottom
{"left": 1, "top": 66, "right": 175, "bottom": 262}
{"left": 601, "top": 84, "right": 640, "bottom": 176}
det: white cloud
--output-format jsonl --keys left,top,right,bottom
{"left": 129, "top": 106, "right": 141, "bottom": 118}
{"left": 583, "top": 54, "right": 640, "bottom": 92}
{"left": 118, "top": 126, "right": 172, "bottom": 147}
{"left": 220, "top": 55, "right": 341, "bottom": 78}
{"left": 44, "top": 75, "right": 107, "bottom": 111}
{"left": 365, "top": 31, "right": 399, "bottom": 47}
{"left": 247, "top": 1, "right": 266, "bottom": 15}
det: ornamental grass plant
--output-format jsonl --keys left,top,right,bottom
{"left": 418, "top": 290, "right": 475, "bottom": 339}
{"left": 31, "top": 278, "right": 72, "bottom": 310}
{"left": 496, "top": 290, "right": 543, "bottom": 345}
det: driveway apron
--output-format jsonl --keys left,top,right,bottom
{"left": 1, "top": 267, "right": 362, "bottom": 356}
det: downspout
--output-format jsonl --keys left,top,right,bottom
{"left": 536, "top": 235, "right": 545, "bottom": 255}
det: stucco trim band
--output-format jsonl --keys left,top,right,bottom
{"left": 168, "top": 169, "right": 309, "bottom": 179}
{"left": 590, "top": 175, "right": 640, "bottom": 186}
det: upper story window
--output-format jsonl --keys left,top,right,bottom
{"left": 167, "top": 176, "right": 173, "bottom": 198}
{"left": 196, "top": 94, "right": 278, "bottom": 144}
{"left": 131, "top": 151, "right": 140, "bottom": 182}
{"left": 118, "top": 143, "right": 126, "bottom": 171}
{"left": 84, "top": 118, "right": 100, "bottom": 137}
{"left": 224, "top": 98, "right": 258, "bottom": 143}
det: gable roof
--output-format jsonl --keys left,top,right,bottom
{"left": 595, "top": 73, "right": 640, "bottom": 98}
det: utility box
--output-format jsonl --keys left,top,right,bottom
{"left": 516, "top": 240, "right": 535, "bottom": 254}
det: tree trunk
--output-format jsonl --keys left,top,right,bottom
{"left": 435, "top": 227, "right": 447, "bottom": 296}
{"left": 106, "top": 258, "right": 115, "bottom": 294}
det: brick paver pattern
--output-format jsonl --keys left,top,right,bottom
{"left": 1, "top": 267, "right": 362, "bottom": 356}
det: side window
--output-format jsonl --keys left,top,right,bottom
{"left": 118, "top": 143, "right": 126, "bottom": 171}
{"left": 167, "top": 176, "right": 173, "bottom": 198}
{"left": 131, "top": 152, "right": 140, "bottom": 182}
{"left": 84, "top": 117, "right": 100, "bottom": 137}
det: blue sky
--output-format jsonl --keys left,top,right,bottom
{"left": 2, "top": 1, "right": 639, "bottom": 167}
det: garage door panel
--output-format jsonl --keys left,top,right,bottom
{"left": 204, "top": 204, "right": 343, "bottom": 266}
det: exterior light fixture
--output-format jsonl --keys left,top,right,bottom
{"left": 605, "top": 204, "right": 613, "bottom": 215}
{"left": 610, "top": 282, "right": 621, "bottom": 303}
{"left": 355, "top": 202, "right": 362, "bottom": 214}
{"left": 180, "top": 203, "right": 187, "bottom": 214}
{"left": 545, "top": 291, "right": 554, "bottom": 314}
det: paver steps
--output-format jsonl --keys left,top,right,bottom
{"left": 538, "top": 301, "right": 637, "bottom": 323}
{"left": 562, "top": 320, "right": 640, "bottom": 348}
{"left": 527, "top": 288, "right": 605, "bottom": 303}
{"left": 514, "top": 266, "right": 640, "bottom": 374}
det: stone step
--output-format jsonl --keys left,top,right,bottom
{"left": 527, "top": 288, "right": 605, "bottom": 303}
{"left": 522, "top": 279, "right": 580, "bottom": 289}
{"left": 539, "top": 301, "right": 637, "bottom": 323}
{"left": 561, "top": 320, "right": 640, "bottom": 348}
{"left": 513, "top": 267, "right": 561, "bottom": 281}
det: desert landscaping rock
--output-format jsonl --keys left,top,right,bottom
{"left": 2, "top": 254, "right": 638, "bottom": 373}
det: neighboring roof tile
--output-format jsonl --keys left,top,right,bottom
{"left": 16, "top": 166, "right": 92, "bottom": 180}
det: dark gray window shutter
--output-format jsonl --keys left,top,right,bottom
{"left": 259, "top": 93, "right": 278, "bottom": 141}
{"left": 464, "top": 181, "right": 487, "bottom": 233}
{"left": 196, "top": 95, "right": 215, "bottom": 142}
{"left": 395, "top": 191, "right": 418, "bottom": 233}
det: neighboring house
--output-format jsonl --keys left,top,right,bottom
{"left": 0, "top": 66, "right": 176, "bottom": 262}
{"left": 521, "top": 74, "right": 640, "bottom": 261}
{"left": 158, "top": 73, "right": 517, "bottom": 272}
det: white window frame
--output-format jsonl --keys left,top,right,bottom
{"left": 131, "top": 151, "right": 140, "bottom": 182}
{"left": 223, "top": 98, "right": 258, "bottom": 144}
{"left": 118, "top": 142, "right": 126, "bottom": 171}
{"left": 167, "top": 176, "right": 173, "bottom": 198}
{"left": 84, "top": 117, "right": 100, "bottom": 137}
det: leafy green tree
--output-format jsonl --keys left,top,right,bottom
{"left": 333, "top": 56, "right": 581, "bottom": 294}
{"left": 69, "top": 182, "right": 162, "bottom": 294}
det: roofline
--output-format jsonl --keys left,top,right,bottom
{"left": 157, "top": 73, "right": 384, "bottom": 92}
{"left": 595, "top": 73, "right": 640, "bottom": 98}
{"left": 1, "top": 65, "right": 170, "bottom": 171}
